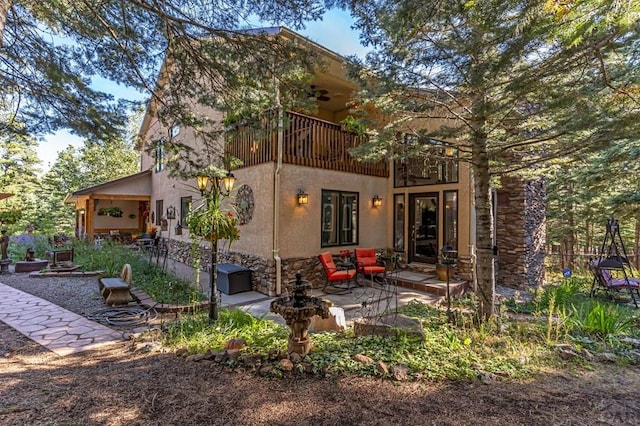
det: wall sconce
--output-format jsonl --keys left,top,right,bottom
{"left": 445, "top": 146, "right": 455, "bottom": 157}
{"left": 297, "top": 191, "right": 309, "bottom": 205}
{"left": 372, "top": 195, "right": 383, "bottom": 208}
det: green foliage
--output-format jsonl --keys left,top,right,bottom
{"left": 569, "top": 302, "right": 634, "bottom": 341}
{"left": 186, "top": 196, "right": 240, "bottom": 246}
{"left": 164, "top": 309, "right": 288, "bottom": 354}
{"left": 165, "top": 299, "right": 550, "bottom": 380}
{"left": 73, "top": 241, "right": 205, "bottom": 304}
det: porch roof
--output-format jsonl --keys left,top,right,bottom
{"left": 64, "top": 170, "right": 152, "bottom": 203}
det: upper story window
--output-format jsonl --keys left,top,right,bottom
{"left": 154, "top": 138, "right": 165, "bottom": 173}
{"left": 394, "top": 135, "right": 458, "bottom": 187}
{"left": 321, "top": 190, "right": 359, "bottom": 247}
{"left": 170, "top": 124, "right": 180, "bottom": 139}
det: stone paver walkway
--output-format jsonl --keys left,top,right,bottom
{"left": 0, "top": 282, "right": 123, "bottom": 356}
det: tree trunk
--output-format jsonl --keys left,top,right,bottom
{"left": 0, "top": 0, "right": 11, "bottom": 46}
{"left": 472, "top": 132, "right": 495, "bottom": 321}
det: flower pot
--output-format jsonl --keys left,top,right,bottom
{"left": 435, "top": 263, "right": 453, "bottom": 281}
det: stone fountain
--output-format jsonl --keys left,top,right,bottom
{"left": 270, "top": 272, "right": 330, "bottom": 356}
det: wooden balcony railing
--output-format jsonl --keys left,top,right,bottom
{"left": 225, "top": 111, "right": 388, "bottom": 178}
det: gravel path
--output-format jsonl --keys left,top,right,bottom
{"left": 0, "top": 273, "right": 106, "bottom": 317}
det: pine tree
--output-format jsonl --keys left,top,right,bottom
{"left": 341, "top": 0, "right": 640, "bottom": 320}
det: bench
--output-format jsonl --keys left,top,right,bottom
{"left": 98, "top": 264, "right": 133, "bottom": 306}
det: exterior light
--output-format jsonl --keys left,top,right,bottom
{"left": 297, "top": 191, "right": 309, "bottom": 205}
{"left": 196, "top": 175, "right": 209, "bottom": 195}
{"left": 372, "top": 195, "right": 383, "bottom": 207}
{"left": 445, "top": 146, "right": 454, "bottom": 157}
{"left": 166, "top": 205, "right": 176, "bottom": 220}
{"left": 220, "top": 172, "right": 236, "bottom": 195}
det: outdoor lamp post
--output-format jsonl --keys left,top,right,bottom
{"left": 195, "top": 171, "right": 236, "bottom": 321}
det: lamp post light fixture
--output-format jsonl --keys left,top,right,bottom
{"left": 194, "top": 170, "right": 237, "bottom": 321}
{"left": 372, "top": 195, "right": 383, "bottom": 208}
{"left": 297, "top": 190, "right": 309, "bottom": 205}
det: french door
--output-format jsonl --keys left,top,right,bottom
{"left": 409, "top": 193, "right": 439, "bottom": 264}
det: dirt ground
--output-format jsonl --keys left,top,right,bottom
{"left": 1, "top": 276, "right": 640, "bottom": 425}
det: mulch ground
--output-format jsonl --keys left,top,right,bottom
{"left": 1, "top": 274, "right": 640, "bottom": 425}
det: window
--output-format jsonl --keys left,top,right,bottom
{"left": 170, "top": 124, "right": 180, "bottom": 139}
{"left": 393, "top": 194, "right": 405, "bottom": 251}
{"left": 443, "top": 191, "right": 458, "bottom": 250}
{"left": 154, "top": 138, "right": 165, "bottom": 172}
{"left": 321, "top": 190, "right": 358, "bottom": 247}
{"left": 394, "top": 136, "right": 458, "bottom": 187}
{"left": 180, "top": 196, "right": 192, "bottom": 226}
{"left": 155, "top": 199, "right": 163, "bottom": 226}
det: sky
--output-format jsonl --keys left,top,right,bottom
{"left": 36, "top": 9, "right": 365, "bottom": 171}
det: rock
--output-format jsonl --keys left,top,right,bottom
{"left": 376, "top": 361, "right": 389, "bottom": 375}
{"left": 268, "top": 348, "right": 281, "bottom": 360}
{"left": 226, "top": 349, "right": 241, "bottom": 360}
{"left": 558, "top": 349, "right": 578, "bottom": 360}
{"left": 185, "top": 353, "right": 205, "bottom": 362}
{"left": 352, "top": 353, "right": 374, "bottom": 364}
{"left": 240, "top": 354, "right": 263, "bottom": 368}
{"left": 279, "top": 358, "right": 294, "bottom": 371}
{"left": 621, "top": 337, "right": 640, "bottom": 348}
{"left": 214, "top": 353, "right": 226, "bottom": 363}
{"left": 224, "top": 338, "right": 246, "bottom": 350}
{"left": 175, "top": 348, "right": 188, "bottom": 357}
{"left": 203, "top": 349, "right": 221, "bottom": 360}
{"left": 139, "top": 342, "right": 163, "bottom": 353}
{"left": 354, "top": 314, "right": 425, "bottom": 339}
{"left": 301, "top": 362, "right": 314, "bottom": 373}
{"left": 596, "top": 352, "right": 617, "bottom": 363}
{"left": 479, "top": 372, "right": 497, "bottom": 385}
{"left": 259, "top": 365, "right": 274, "bottom": 376}
{"left": 580, "top": 348, "right": 594, "bottom": 362}
{"left": 390, "top": 364, "right": 409, "bottom": 381}
{"left": 289, "top": 352, "right": 303, "bottom": 364}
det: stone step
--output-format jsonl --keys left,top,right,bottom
{"left": 393, "top": 270, "right": 467, "bottom": 298}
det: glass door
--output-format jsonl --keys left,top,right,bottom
{"left": 409, "top": 193, "right": 439, "bottom": 264}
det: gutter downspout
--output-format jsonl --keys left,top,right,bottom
{"left": 273, "top": 78, "right": 283, "bottom": 295}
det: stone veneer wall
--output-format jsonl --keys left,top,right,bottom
{"left": 165, "top": 239, "right": 325, "bottom": 296}
{"left": 495, "top": 176, "right": 546, "bottom": 289}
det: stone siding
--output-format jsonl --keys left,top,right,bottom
{"left": 495, "top": 177, "right": 546, "bottom": 289}
{"left": 164, "top": 239, "right": 325, "bottom": 296}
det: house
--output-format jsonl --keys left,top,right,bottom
{"left": 68, "top": 27, "right": 545, "bottom": 294}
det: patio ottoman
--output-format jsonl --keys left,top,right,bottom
{"left": 216, "top": 264, "right": 252, "bottom": 295}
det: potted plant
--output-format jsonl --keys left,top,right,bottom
{"left": 340, "top": 116, "right": 367, "bottom": 136}
{"left": 435, "top": 247, "right": 457, "bottom": 281}
{"left": 379, "top": 249, "right": 402, "bottom": 270}
{"left": 97, "top": 206, "right": 123, "bottom": 217}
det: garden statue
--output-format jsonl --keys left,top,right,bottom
{"left": 0, "top": 230, "right": 8, "bottom": 260}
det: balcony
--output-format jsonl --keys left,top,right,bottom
{"left": 225, "top": 111, "right": 389, "bottom": 178}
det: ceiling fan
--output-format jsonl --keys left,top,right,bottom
{"left": 308, "top": 85, "right": 330, "bottom": 102}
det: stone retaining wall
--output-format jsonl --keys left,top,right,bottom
{"left": 164, "top": 239, "right": 325, "bottom": 296}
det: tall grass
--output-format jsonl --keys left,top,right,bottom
{"left": 569, "top": 302, "right": 634, "bottom": 340}
{"left": 163, "top": 309, "right": 288, "bottom": 353}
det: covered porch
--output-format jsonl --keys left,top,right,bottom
{"left": 65, "top": 171, "right": 152, "bottom": 241}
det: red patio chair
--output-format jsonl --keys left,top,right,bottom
{"left": 319, "top": 251, "right": 356, "bottom": 293}
{"left": 354, "top": 248, "right": 386, "bottom": 284}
